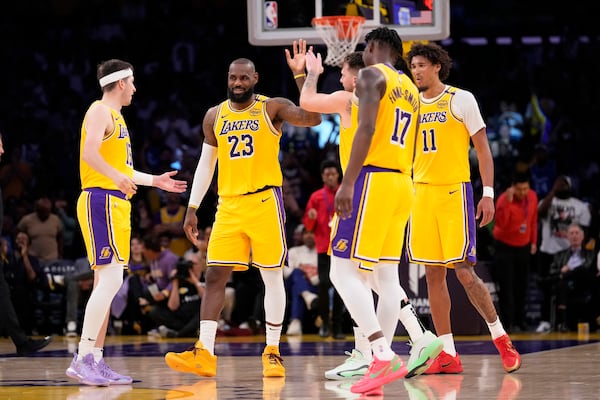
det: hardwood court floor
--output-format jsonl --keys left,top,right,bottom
{"left": 0, "top": 332, "right": 599, "bottom": 399}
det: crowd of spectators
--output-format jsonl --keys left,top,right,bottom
{"left": 1, "top": 1, "right": 599, "bottom": 337}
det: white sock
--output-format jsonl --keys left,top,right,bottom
{"left": 329, "top": 257, "right": 380, "bottom": 340}
{"left": 301, "top": 291, "right": 317, "bottom": 309}
{"left": 260, "top": 268, "right": 286, "bottom": 347}
{"left": 199, "top": 320, "right": 218, "bottom": 355}
{"left": 354, "top": 326, "right": 372, "bottom": 361}
{"left": 80, "top": 263, "right": 123, "bottom": 348}
{"left": 77, "top": 338, "right": 95, "bottom": 360}
{"left": 439, "top": 333, "right": 457, "bottom": 356}
{"left": 266, "top": 323, "right": 283, "bottom": 347}
{"left": 487, "top": 317, "right": 507, "bottom": 340}
{"left": 92, "top": 347, "right": 104, "bottom": 363}
{"left": 371, "top": 337, "right": 395, "bottom": 361}
{"left": 399, "top": 303, "right": 424, "bottom": 343}
{"left": 373, "top": 263, "right": 401, "bottom": 344}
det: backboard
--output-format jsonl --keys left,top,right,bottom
{"left": 247, "top": 0, "right": 450, "bottom": 46}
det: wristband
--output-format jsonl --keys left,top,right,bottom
{"left": 133, "top": 170, "right": 153, "bottom": 186}
{"left": 482, "top": 186, "right": 494, "bottom": 199}
{"left": 294, "top": 73, "right": 306, "bottom": 79}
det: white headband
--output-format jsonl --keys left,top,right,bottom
{"left": 99, "top": 68, "right": 133, "bottom": 88}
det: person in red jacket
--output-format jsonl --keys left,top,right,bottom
{"left": 303, "top": 159, "right": 346, "bottom": 338}
{"left": 492, "top": 170, "right": 538, "bottom": 332}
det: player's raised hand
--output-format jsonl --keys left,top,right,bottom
{"left": 285, "top": 39, "right": 312, "bottom": 75}
{"left": 305, "top": 50, "right": 324, "bottom": 76}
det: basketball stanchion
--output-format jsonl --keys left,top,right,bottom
{"left": 311, "top": 16, "right": 366, "bottom": 67}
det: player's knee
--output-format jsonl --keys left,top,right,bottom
{"left": 455, "top": 265, "right": 477, "bottom": 288}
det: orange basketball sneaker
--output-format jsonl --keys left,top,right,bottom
{"left": 424, "top": 351, "right": 463, "bottom": 374}
{"left": 164, "top": 340, "right": 217, "bottom": 377}
{"left": 493, "top": 334, "right": 521, "bottom": 373}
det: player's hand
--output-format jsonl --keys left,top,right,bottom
{"left": 334, "top": 182, "right": 354, "bottom": 220}
{"left": 305, "top": 50, "right": 324, "bottom": 76}
{"left": 307, "top": 208, "right": 317, "bottom": 219}
{"left": 476, "top": 196, "right": 495, "bottom": 227}
{"left": 183, "top": 207, "right": 201, "bottom": 248}
{"left": 154, "top": 171, "right": 188, "bottom": 193}
{"left": 285, "top": 39, "right": 312, "bottom": 75}
{"left": 114, "top": 172, "right": 137, "bottom": 197}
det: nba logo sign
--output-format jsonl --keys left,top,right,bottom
{"left": 264, "top": 1, "right": 278, "bottom": 30}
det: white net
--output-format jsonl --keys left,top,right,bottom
{"left": 312, "top": 16, "right": 365, "bottom": 67}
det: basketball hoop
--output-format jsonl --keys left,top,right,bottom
{"left": 312, "top": 16, "right": 366, "bottom": 67}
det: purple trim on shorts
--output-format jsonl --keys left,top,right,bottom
{"left": 274, "top": 186, "right": 289, "bottom": 267}
{"left": 85, "top": 187, "right": 127, "bottom": 200}
{"left": 331, "top": 166, "right": 397, "bottom": 259}
{"left": 464, "top": 182, "right": 477, "bottom": 264}
{"left": 84, "top": 188, "right": 127, "bottom": 265}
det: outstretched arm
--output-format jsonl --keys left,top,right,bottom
{"left": 299, "top": 51, "right": 350, "bottom": 115}
{"left": 267, "top": 97, "right": 322, "bottom": 129}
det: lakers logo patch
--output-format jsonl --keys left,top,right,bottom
{"left": 333, "top": 239, "right": 348, "bottom": 252}
{"left": 469, "top": 246, "right": 477, "bottom": 257}
{"left": 99, "top": 246, "right": 112, "bottom": 259}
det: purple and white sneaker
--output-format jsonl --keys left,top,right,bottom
{"left": 97, "top": 359, "right": 133, "bottom": 385}
{"left": 66, "top": 353, "right": 111, "bottom": 386}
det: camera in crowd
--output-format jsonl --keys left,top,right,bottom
{"left": 174, "top": 259, "right": 193, "bottom": 281}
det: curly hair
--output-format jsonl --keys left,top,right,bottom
{"left": 406, "top": 42, "right": 452, "bottom": 81}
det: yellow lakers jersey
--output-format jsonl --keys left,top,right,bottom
{"left": 213, "top": 94, "right": 283, "bottom": 197}
{"left": 362, "top": 64, "right": 419, "bottom": 173}
{"left": 80, "top": 101, "right": 133, "bottom": 190}
{"left": 412, "top": 86, "right": 471, "bottom": 184}
{"left": 338, "top": 94, "right": 359, "bottom": 173}
{"left": 159, "top": 206, "right": 191, "bottom": 256}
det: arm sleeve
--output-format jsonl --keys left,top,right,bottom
{"left": 188, "top": 143, "right": 218, "bottom": 208}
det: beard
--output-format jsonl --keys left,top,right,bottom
{"left": 227, "top": 87, "right": 254, "bottom": 103}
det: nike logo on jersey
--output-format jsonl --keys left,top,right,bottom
{"left": 220, "top": 114, "right": 228, "bottom": 119}
{"left": 261, "top": 197, "right": 270, "bottom": 202}
{"left": 449, "top": 190, "right": 458, "bottom": 194}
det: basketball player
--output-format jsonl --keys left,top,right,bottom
{"left": 406, "top": 43, "right": 521, "bottom": 374}
{"left": 164, "top": 58, "right": 321, "bottom": 378}
{"left": 324, "top": 27, "right": 419, "bottom": 394}
{"left": 286, "top": 40, "right": 441, "bottom": 381}
{"left": 66, "top": 59, "right": 187, "bottom": 386}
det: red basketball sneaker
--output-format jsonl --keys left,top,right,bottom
{"left": 424, "top": 351, "right": 463, "bottom": 374}
{"left": 493, "top": 334, "right": 521, "bottom": 373}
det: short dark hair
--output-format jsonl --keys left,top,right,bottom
{"left": 512, "top": 171, "right": 531, "bottom": 185}
{"left": 143, "top": 234, "right": 162, "bottom": 252}
{"left": 407, "top": 43, "right": 452, "bottom": 81}
{"left": 364, "top": 27, "right": 404, "bottom": 62}
{"left": 320, "top": 159, "right": 341, "bottom": 175}
{"left": 344, "top": 51, "right": 365, "bottom": 71}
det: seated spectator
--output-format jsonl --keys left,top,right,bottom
{"left": 111, "top": 235, "right": 152, "bottom": 335}
{"left": 147, "top": 255, "right": 204, "bottom": 338}
{"left": 284, "top": 225, "right": 319, "bottom": 336}
{"left": 63, "top": 257, "right": 93, "bottom": 337}
{"left": 548, "top": 223, "right": 596, "bottom": 331}
{"left": 154, "top": 192, "right": 191, "bottom": 257}
{"left": 1, "top": 231, "right": 43, "bottom": 334}
{"left": 143, "top": 233, "right": 178, "bottom": 306}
